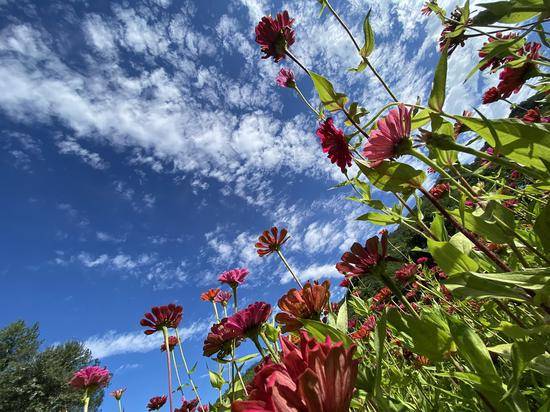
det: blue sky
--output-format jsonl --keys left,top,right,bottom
{"left": 0, "top": 0, "right": 516, "bottom": 410}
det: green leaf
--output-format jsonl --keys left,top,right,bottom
{"left": 373, "top": 314, "right": 386, "bottom": 398}
{"left": 449, "top": 232, "right": 473, "bottom": 255}
{"left": 430, "top": 213, "right": 448, "bottom": 241}
{"left": 301, "top": 319, "right": 354, "bottom": 347}
{"left": 456, "top": 116, "right": 550, "bottom": 173}
{"left": 262, "top": 322, "right": 280, "bottom": 343}
{"left": 507, "top": 339, "right": 546, "bottom": 398}
{"left": 387, "top": 308, "right": 454, "bottom": 362}
{"left": 357, "top": 212, "right": 400, "bottom": 225}
{"left": 410, "top": 108, "right": 434, "bottom": 130}
{"left": 336, "top": 300, "right": 348, "bottom": 332}
{"left": 428, "top": 44, "right": 448, "bottom": 111}
{"left": 449, "top": 207, "right": 513, "bottom": 244}
{"left": 474, "top": 267, "right": 550, "bottom": 291}
{"left": 444, "top": 272, "right": 528, "bottom": 301}
{"left": 234, "top": 353, "right": 258, "bottom": 364}
{"left": 208, "top": 369, "right": 225, "bottom": 390}
{"left": 348, "top": 295, "right": 369, "bottom": 317}
{"left": 534, "top": 201, "right": 550, "bottom": 253}
{"left": 427, "top": 239, "right": 479, "bottom": 275}
{"left": 473, "top": 0, "right": 545, "bottom": 25}
{"left": 465, "top": 36, "right": 525, "bottom": 80}
{"left": 360, "top": 10, "right": 375, "bottom": 58}
{"left": 310, "top": 71, "right": 348, "bottom": 112}
{"left": 356, "top": 159, "right": 425, "bottom": 196}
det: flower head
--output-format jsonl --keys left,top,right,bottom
{"left": 479, "top": 32, "right": 518, "bottom": 71}
{"left": 371, "top": 286, "right": 393, "bottom": 311}
{"left": 255, "top": 11, "right": 295, "bottom": 62}
{"left": 336, "top": 231, "right": 394, "bottom": 277}
{"left": 175, "top": 398, "right": 199, "bottom": 412}
{"left": 219, "top": 268, "right": 249, "bottom": 289}
{"left": 522, "top": 107, "right": 550, "bottom": 123}
{"left": 200, "top": 288, "right": 220, "bottom": 302}
{"left": 232, "top": 331, "right": 358, "bottom": 412}
{"left": 160, "top": 335, "right": 179, "bottom": 352}
{"left": 363, "top": 104, "right": 412, "bottom": 166}
{"left": 395, "top": 263, "right": 418, "bottom": 284}
{"left": 276, "top": 68, "right": 295, "bottom": 88}
{"left": 429, "top": 182, "right": 450, "bottom": 199}
{"left": 339, "top": 277, "right": 352, "bottom": 288}
{"left": 140, "top": 304, "right": 183, "bottom": 335}
{"left": 482, "top": 87, "right": 501, "bottom": 104}
{"left": 255, "top": 227, "right": 289, "bottom": 257}
{"left": 214, "top": 290, "right": 232, "bottom": 306}
{"left": 420, "top": 2, "right": 433, "bottom": 15}
{"left": 203, "top": 321, "right": 241, "bottom": 358}
{"left": 350, "top": 315, "right": 377, "bottom": 340}
{"left": 439, "top": 7, "right": 469, "bottom": 54}
{"left": 275, "top": 280, "right": 330, "bottom": 332}
{"left": 69, "top": 366, "right": 111, "bottom": 391}
{"left": 110, "top": 388, "right": 126, "bottom": 401}
{"left": 225, "top": 302, "right": 272, "bottom": 339}
{"left": 416, "top": 257, "right": 429, "bottom": 264}
{"left": 316, "top": 118, "right": 353, "bottom": 173}
{"left": 148, "top": 395, "right": 167, "bottom": 411}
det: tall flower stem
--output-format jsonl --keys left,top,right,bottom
{"left": 285, "top": 49, "right": 310, "bottom": 76}
{"left": 394, "top": 193, "right": 436, "bottom": 239}
{"left": 251, "top": 335, "right": 268, "bottom": 359}
{"left": 161, "top": 327, "right": 174, "bottom": 412}
{"left": 171, "top": 351, "right": 185, "bottom": 395}
{"left": 276, "top": 249, "right": 303, "bottom": 288}
{"left": 324, "top": 0, "right": 398, "bottom": 102}
{"left": 230, "top": 287, "right": 238, "bottom": 403}
{"left": 211, "top": 301, "right": 220, "bottom": 321}
{"left": 210, "top": 302, "right": 223, "bottom": 404}
{"left": 174, "top": 329, "right": 202, "bottom": 405}
{"left": 82, "top": 389, "right": 89, "bottom": 412}
{"left": 117, "top": 399, "right": 123, "bottom": 412}
{"left": 294, "top": 85, "right": 322, "bottom": 118}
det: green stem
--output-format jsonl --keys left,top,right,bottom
{"left": 212, "top": 301, "right": 219, "bottom": 321}
{"left": 117, "top": 399, "right": 123, "bottom": 412}
{"left": 251, "top": 335, "right": 268, "bottom": 359}
{"left": 82, "top": 389, "right": 89, "bottom": 412}
{"left": 171, "top": 351, "right": 185, "bottom": 395}
{"left": 394, "top": 193, "right": 436, "bottom": 239}
{"left": 276, "top": 249, "right": 303, "bottom": 288}
{"left": 294, "top": 85, "right": 322, "bottom": 118}
{"left": 162, "top": 327, "right": 174, "bottom": 412}
{"left": 343, "top": 107, "right": 370, "bottom": 139}
{"left": 260, "top": 331, "right": 280, "bottom": 362}
{"left": 174, "top": 329, "right": 202, "bottom": 405}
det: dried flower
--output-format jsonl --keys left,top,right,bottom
{"left": 140, "top": 304, "right": 183, "bottom": 335}
{"left": 219, "top": 268, "right": 249, "bottom": 288}
{"left": 275, "top": 68, "right": 295, "bottom": 88}
{"left": 147, "top": 395, "right": 167, "bottom": 411}
{"left": 316, "top": 118, "right": 353, "bottom": 173}
{"left": 69, "top": 366, "right": 111, "bottom": 391}
{"left": 160, "top": 335, "right": 179, "bottom": 352}
{"left": 363, "top": 104, "right": 412, "bottom": 166}
{"left": 255, "top": 227, "right": 289, "bottom": 257}
{"left": 275, "top": 280, "right": 330, "bottom": 332}
{"left": 255, "top": 11, "right": 295, "bottom": 62}
{"left": 200, "top": 288, "right": 220, "bottom": 302}
{"left": 232, "top": 331, "right": 358, "bottom": 412}
{"left": 439, "top": 7, "right": 470, "bottom": 54}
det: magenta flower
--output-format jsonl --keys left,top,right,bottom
{"left": 69, "top": 366, "right": 111, "bottom": 391}
{"left": 394, "top": 263, "right": 418, "bottom": 284}
{"left": 429, "top": 183, "right": 450, "bottom": 199}
{"left": 416, "top": 257, "right": 429, "bottom": 264}
{"left": 147, "top": 395, "right": 167, "bottom": 411}
{"left": 175, "top": 398, "right": 199, "bottom": 412}
{"left": 522, "top": 108, "right": 550, "bottom": 123}
{"left": 224, "top": 302, "right": 272, "bottom": 339}
{"left": 140, "top": 304, "right": 183, "bottom": 335}
{"left": 255, "top": 11, "right": 295, "bottom": 62}
{"left": 203, "top": 321, "right": 241, "bottom": 358}
{"left": 218, "top": 268, "right": 249, "bottom": 288}
{"left": 316, "top": 118, "right": 353, "bottom": 173}
{"left": 363, "top": 104, "right": 412, "bottom": 167}
{"left": 160, "top": 335, "right": 179, "bottom": 352}
{"left": 276, "top": 68, "right": 295, "bottom": 88}
{"left": 350, "top": 315, "right": 377, "bottom": 339}
{"left": 214, "top": 290, "right": 232, "bottom": 306}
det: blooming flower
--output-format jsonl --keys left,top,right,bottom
{"left": 429, "top": 182, "right": 450, "bottom": 199}
{"left": 147, "top": 395, "right": 167, "bottom": 411}
{"left": 175, "top": 398, "right": 199, "bottom": 412}
{"left": 214, "top": 290, "right": 232, "bottom": 306}
{"left": 110, "top": 388, "right": 126, "bottom": 400}
{"left": 362, "top": 104, "right": 412, "bottom": 167}
{"left": 371, "top": 287, "right": 393, "bottom": 311}
{"left": 339, "top": 277, "right": 352, "bottom": 288}
{"left": 160, "top": 335, "right": 179, "bottom": 352}
{"left": 224, "top": 302, "right": 272, "bottom": 339}
{"left": 275, "top": 280, "right": 330, "bottom": 332}
{"left": 482, "top": 87, "right": 501, "bottom": 104}
{"left": 464, "top": 200, "right": 475, "bottom": 208}
{"left": 479, "top": 32, "right": 518, "bottom": 72}
{"left": 69, "top": 366, "right": 111, "bottom": 391}
{"left": 219, "top": 268, "right": 249, "bottom": 288}
{"left": 255, "top": 11, "right": 295, "bottom": 62}
{"left": 350, "top": 315, "right": 377, "bottom": 339}
{"left": 203, "top": 321, "right": 241, "bottom": 358}
{"left": 416, "top": 257, "right": 429, "bottom": 264}
{"left": 255, "top": 227, "right": 289, "bottom": 257}
{"left": 200, "top": 288, "right": 220, "bottom": 302}
{"left": 232, "top": 331, "right": 358, "bottom": 412}
{"left": 394, "top": 263, "right": 418, "bottom": 284}
{"left": 316, "top": 118, "right": 353, "bottom": 173}
{"left": 140, "top": 304, "right": 183, "bottom": 335}
{"left": 275, "top": 68, "right": 295, "bottom": 88}
{"left": 336, "top": 231, "right": 395, "bottom": 277}
{"left": 522, "top": 107, "right": 550, "bottom": 123}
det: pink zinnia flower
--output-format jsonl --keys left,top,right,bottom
{"left": 316, "top": 118, "right": 353, "bottom": 173}
{"left": 160, "top": 335, "right": 179, "bottom": 352}
{"left": 110, "top": 388, "right": 126, "bottom": 400}
{"left": 69, "top": 366, "right": 111, "bottom": 391}
{"left": 363, "top": 104, "right": 411, "bottom": 167}
{"left": 214, "top": 290, "right": 232, "bottom": 306}
{"left": 219, "top": 268, "right": 249, "bottom": 288}
{"left": 200, "top": 288, "right": 220, "bottom": 302}
{"left": 140, "top": 304, "right": 183, "bottom": 335}
{"left": 147, "top": 395, "right": 167, "bottom": 411}
{"left": 255, "top": 226, "right": 289, "bottom": 257}
{"left": 232, "top": 331, "right": 358, "bottom": 412}
{"left": 255, "top": 11, "right": 295, "bottom": 62}
{"left": 275, "top": 68, "right": 295, "bottom": 88}
{"left": 175, "top": 398, "right": 199, "bottom": 412}
{"left": 336, "top": 231, "right": 396, "bottom": 277}
{"left": 224, "top": 302, "right": 272, "bottom": 339}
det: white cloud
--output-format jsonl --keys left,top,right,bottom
{"left": 280, "top": 262, "right": 340, "bottom": 285}
{"left": 56, "top": 138, "right": 109, "bottom": 170}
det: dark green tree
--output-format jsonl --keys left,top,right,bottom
{"left": 0, "top": 321, "right": 104, "bottom": 412}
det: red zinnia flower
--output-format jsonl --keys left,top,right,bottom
{"left": 416, "top": 257, "right": 429, "bottom": 264}
{"left": 255, "top": 227, "right": 289, "bottom": 257}
{"left": 429, "top": 182, "right": 450, "bottom": 199}
{"left": 110, "top": 388, "right": 126, "bottom": 400}
{"left": 214, "top": 290, "right": 232, "bottom": 306}
{"left": 69, "top": 366, "right": 111, "bottom": 391}
{"left": 203, "top": 321, "right": 241, "bottom": 358}
{"left": 200, "top": 288, "right": 220, "bottom": 302}
{"left": 336, "top": 231, "right": 394, "bottom": 277}
{"left": 350, "top": 315, "right": 377, "bottom": 339}
{"left": 316, "top": 118, "right": 353, "bottom": 173}
{"left": 140, "top": 304, "right": 183, "bottom": 335}
{"left": 147, "top": 395, "right": 167, "bottom": 411}
{"left": 522, "top": 107, "right": 550, "bottom": 123}
{"left": 395, "top": 263, "right": 418, "bottom": 283}
{"left": 482, "top": 87, "right": 501, "bottom": 104}
{"left": 339, "top": 277, "right": 352, "bottom": 288}
{"left": 363, "top": 104, "right": 411, "bottom": 167}
{"left": 219, "top": 268, "right": 249, "bottom": 288}
{"left": 160, "top": 335, "right": 179, "bottom": 352}
{"left": 175, "top": 398, "right": 199, "bottom": 412}
{"left": 224, "top": 302, "right": 272, "bottom": 339}
{"left": 275, "top": 280, "right": 330, "bottom": 332}
{"left": 276, "top": 68, "right": 295, "bottom": 88}
{"left": 371, "top": 286, "right": 393, "bottom": 311}
{"left": 255, "top": 11, "right": 295, "bottom": 62}
{"left": 232, "top": 331, "right": 358, "bottom": 412}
